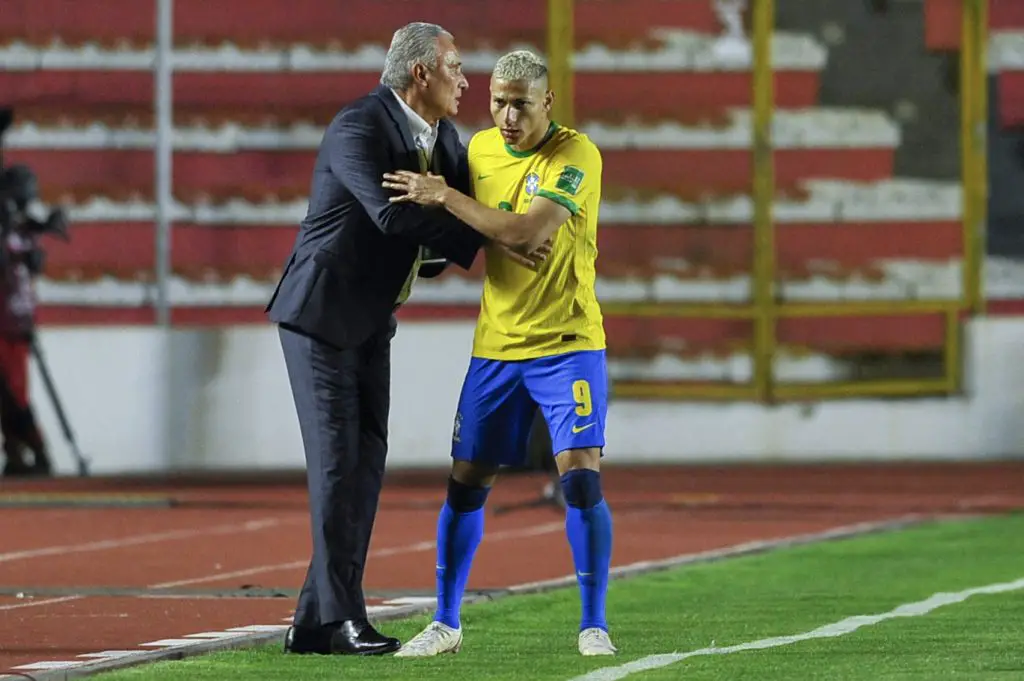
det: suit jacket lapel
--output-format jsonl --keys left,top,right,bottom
{"left": 434, "top": 124, "right": 458, "bottom": 179}
{"left": 373, "top": 85, "right": 462, "bottom": 180}
{"left": 373, "top": 84, "right": 419, "bottom": 171}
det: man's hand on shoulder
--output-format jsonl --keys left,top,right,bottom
{"left": 382, "top": 171, "right": 449, "bottom": 206}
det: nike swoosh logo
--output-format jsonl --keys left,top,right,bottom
{"left": 571, "top": 423, "right": 596, "bottom": 434}
{"left": 476, "top": 174, "right": 490, "bottom": 180}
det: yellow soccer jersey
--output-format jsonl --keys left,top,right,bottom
{"left": 467, "top": 122, "right": 605, "bottom": 361}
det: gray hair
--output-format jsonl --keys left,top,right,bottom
{"left": 492, "top": 49, "right": 548, "bottom": 83}
{"left": 380, "top": 22, "right": 452, "bottom": 91}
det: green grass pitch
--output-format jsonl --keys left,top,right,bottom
{"left": 94, "top": 513, "right": 1024, "bottom": 681}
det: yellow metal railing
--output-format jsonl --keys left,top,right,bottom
{"left": 546, "top": 0, "right": 987, "bottom": 402}
{"left": 961, "top": 0, "right": 988, "bottom": 315}
{"left": 603, "top": 300, "right": 963, "bottom": 401}
{"left": 751, "top": 0, "right": 776, "bottom": 402}
{"left": 546, "top": 0, "right": 575, "bottom": 127}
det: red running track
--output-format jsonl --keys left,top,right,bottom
{"left": 0, "top": 462, "right": 1021, "bottom": 674}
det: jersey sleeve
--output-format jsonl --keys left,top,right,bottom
{"left": 536, "top": 137, "right": 601, "bottom": 216}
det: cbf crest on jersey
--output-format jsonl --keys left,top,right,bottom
{"left": 524, "top": 172, "right": 540, "bottom": 196}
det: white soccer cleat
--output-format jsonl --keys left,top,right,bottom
{"left": 578, "top": 627, "right": 617, "bottom": 656}
{"left": 394, "top": 621, "right": 463, "bottom": 657}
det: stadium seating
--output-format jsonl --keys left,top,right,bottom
{"left": 923, "top": 0, "right": 1024, "bottom": 128}
{"left": 5, "top": 113, "right": 896, "bottom": 200}
{"left": 0, "top": 0, "right": 1014, "bottom": 383}
{"left": 0, "top": 0, "right": 722, "bottom": 51}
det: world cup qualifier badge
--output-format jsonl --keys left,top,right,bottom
{"left": 555, "top": 166, "right": 584, "bottom": 195}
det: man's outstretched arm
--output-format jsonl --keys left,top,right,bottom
{"left": 329, "top": 111, "right": 483, "bottom": 269}
{"left": 383, "top": 137, "right": 599, "bottom": 254}
{"left": 382, "top": 171, "right": 569, "bottom": 253}
{"left": 438, "top": 188, "right": 568, "bottom": 253}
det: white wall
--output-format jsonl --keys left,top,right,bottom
{"left": 26, "top": 317, "right": 1024, "bottom": 476}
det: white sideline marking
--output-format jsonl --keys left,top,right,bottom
{"left": 0, "top": 595, "right": 81, "bottom": 612}
{"left": 568, "top": 575, "right": 1024, "bottom": 681}
{"left": 0, "top": 515, "right": 569, "bottom": 615}
{"left": 0, "top": 517, "right": 298, "bottom": 613}
{"left": 9, "top": 661, "right": 82, "bottom": 670}
{"left": 0, "top": 517, "right": 289, "bottom": 563}
{"left": 182, "top": 631, "right": 252, "bottom": 640}
{"left": 280, "top": 597, "right": 438, "bottom": 622}
{"left": 140, "top": 639, "right": 207, "bottom": 648}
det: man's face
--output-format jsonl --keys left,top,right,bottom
{"left": 417, "top": 35, "right": 468, "bottom": 120}
{"left": 490, "top": 76, "right": 553, "bottom": 150}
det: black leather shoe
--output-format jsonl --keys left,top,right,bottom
{"left": 283, "top": 625, "right": 331, "bottom": 654}
{"left": 330, "top": 620, "right": 402, "bottom": 655}
{"left": 284, "top": 620, "right": 401, "bottom": 656}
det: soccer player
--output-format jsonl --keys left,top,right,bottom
{"left": 381, "top": 49, "right": 615, "bottom": 657}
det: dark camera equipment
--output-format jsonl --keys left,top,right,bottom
{"left": 0, "top": 106, "right": 90, "bottom": 477}
{"left": 0, "top": 164, "right": 72, "bottom": 243}
{"left": 0, "top": 107, "right": 12, "bottom": 164}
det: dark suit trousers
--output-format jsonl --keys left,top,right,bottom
{"left": 278, "top": 323, "right": 391, "bottom": 627}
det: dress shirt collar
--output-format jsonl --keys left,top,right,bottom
{"left": 390, "top": 88, "right": 438, "bottom": 155}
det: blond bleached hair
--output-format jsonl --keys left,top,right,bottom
{"left": 492, "top": 49, "right": 548, "bottom": 83}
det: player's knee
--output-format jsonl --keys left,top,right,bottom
{"left": 451, "top": 459, "right": 499, "bottom": 487}
{"left": 446, "top": 476, "right": 491, "bottom": 513}
{"left": 555, "top": 447, "right": 601, "bottom": 474}
{"left": 560, "top": 468, "right": 603, "bottom": 510}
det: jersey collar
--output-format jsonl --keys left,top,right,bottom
{"left": 504, "top": 121, "right": 559, "bottom": 158}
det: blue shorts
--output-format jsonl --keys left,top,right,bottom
{"left": 450, "top": 349, "right": 609, "bottom": 467}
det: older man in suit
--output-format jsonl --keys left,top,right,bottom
{"left": 266, "top": 22, "right": 540, "bottom": 656}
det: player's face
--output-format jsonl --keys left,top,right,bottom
{"left": 419, "top": 35, "right": 468, "bottom": 120}
{"left": 490, "top": 77, "right": 553, "bottom": 150}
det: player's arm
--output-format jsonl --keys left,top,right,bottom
{"left": 383, "top": 137, "right": 598, "bottom": 253}
{"left": 460, "top": 136, "right": 599, "bottom": 252}
{"left": 382, "top": 175, "right": 562, "bottom": 253}
{"left": 437, "top": 189, "right": 568, "bottom": 252}
{"left": 416, "top": 126, "right": 475, "bottom": 279}
{"left": 447, "top": 132, "right": 564, "bottom": 253}
{"left": 329, "top": 109, "right": 483, "bottom": 269}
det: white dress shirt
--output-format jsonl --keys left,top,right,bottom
{"left": 390, "top": 88, "right": 438, "bottom": 162}
{"left": 389, "top": 89, "right": 442, "bottom": 305}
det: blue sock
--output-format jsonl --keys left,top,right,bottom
{"left": 561, "top": 468, "right": 613, "bottom": 632}
{"left": 434, "top": 477, "right": 490, "bottom": 629}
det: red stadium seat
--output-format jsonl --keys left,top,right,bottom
{"left": 7, "top": 145, "right": 891, "bottom": 202}
{"left": 11, "top": 102, "right": 735, "bottom": 133}
{"left": 604, "top": 313, "right": 946, "bottom": 359}
{"left": 0, "top": 70, "right": 820, "bottom": 126}
{"left": 604, "top": 316, "right": 755, "bottom": 359}
{"left": 42, "top": 222, "right": 294, "bottom": 281}
{"left": 2, "top": 0, "right": 967, "bottom": 358}
{"left": 42, "top": 216, "right": 962, "bottom": 299}
{"left": 0, "top": 0, "right": 723, "bottom": 51}
{"left": 998, "top": 72, "right": 1024, "bottom": 129}
{"left": 924, "top": 0, "right": 1024, "bottom": 51}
